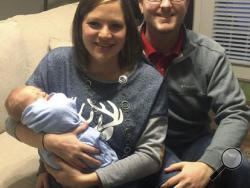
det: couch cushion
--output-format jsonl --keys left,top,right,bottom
{"left": 0, "top": 20, "right": 28, "bottom": 133}
{"left": 0, "top": 132, "right": 39, "bottom": 188}
{"left": 11, "top": 2, "right": 78, "bottom": 76}
{"left": 49, "top": 37, "right": 72, "bottom": 50}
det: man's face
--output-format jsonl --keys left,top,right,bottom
{"left": 139, "top": 0, "right": 190, "bottom": 34}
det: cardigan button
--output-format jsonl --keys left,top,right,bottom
{"left": 118, "top": 75, "right": 128, "bottom": 84}
{"left": 121, "top": 100, "right": 130, "bottom": 112}
{"left": 123, "top": 146, "right": 131, "bottom": 154}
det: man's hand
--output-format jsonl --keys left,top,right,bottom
{"left": 161, "top": 161, "right": 214, "bottom": 188}
{"left": 45, "top": 156, "right": 100, "bottom": 188}
{"left": 43, "top": 123, "right": 101, "bottom": 170}
{"left": 36, "top": 172, "right": 50, "bottom": 188}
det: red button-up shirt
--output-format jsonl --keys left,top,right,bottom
{"left": 141, "top": 29, "right": 184, "bottom": 75}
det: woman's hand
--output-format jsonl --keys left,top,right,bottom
{"left": 45, "top": 156, "right": 101, "bottom": 188}
{"left": 43, "top": 123, "right": 101, "bottom": 170}
{"left": 36, "top": 172, "right": 50, "bottom": 188}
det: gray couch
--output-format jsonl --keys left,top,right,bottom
{"left": 0, "top": 3, "right": 77, "bottom": 187}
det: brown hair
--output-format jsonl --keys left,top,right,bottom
{"left": 5, "top": 87, "right": 27, "bottom": 121}
{"left": 4, "top": 86, "right": 45, "bottom": 121}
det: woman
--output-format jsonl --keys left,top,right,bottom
{"left": 5, "top": 0, "right": 168, "bottom": 187}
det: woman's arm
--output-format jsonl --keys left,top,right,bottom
{"left": 6, "top": 117, "right": 44, "bottom": 148}
{"left": 96, "top": 116, "right": 167, "bottom": 187}
{"left": 16, "top": 123, "right": 44, "bottom": 148}
{"left": 45, "top": 156, "right": 101, "bottom": 188}
{"left": 36, "top": 172, "right": 50, "bottom": 188}
{"left": 43, "top": 125, "right": 101, "bottom": 169}
{"left": 5, "top": 117, "right": 101, "bottom": 169}
{"left": 44, "top": 116, "right": 167, "bottom": 188}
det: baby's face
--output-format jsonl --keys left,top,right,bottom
{"left": 20, "top": 86, "right": 49, "bottom": 106}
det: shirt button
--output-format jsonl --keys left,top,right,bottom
{"left": 121, "top": 100, "right": 130, "bottom": 112}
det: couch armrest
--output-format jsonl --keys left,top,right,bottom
{"left": 0, "top": 132, "right": 39, "bottom": 188}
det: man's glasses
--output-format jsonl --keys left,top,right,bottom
{"left": 147, "top": 0, "right": 184, "bottom": 4}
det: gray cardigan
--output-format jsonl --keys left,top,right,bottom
{"left": 6, "top": 47, "right": 168, "bottom": 188}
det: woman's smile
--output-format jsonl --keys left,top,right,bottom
{"left": 94, "top": 41, "right": 115, "bottom": 48}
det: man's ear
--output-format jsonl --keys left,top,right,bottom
{"left": 138, "top": 0, "right": 144, "bottom": 14}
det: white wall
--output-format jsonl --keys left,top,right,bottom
{"left": 193, "top": 0, "right": 250, "bottom": 81}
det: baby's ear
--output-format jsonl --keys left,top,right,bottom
{"left": 4, "top": 96, "right": 19, "bottom": 121}
{"left": 4, "top": 92, "right": 13, "bottom": 115}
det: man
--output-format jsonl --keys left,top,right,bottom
{"left": 137, "top": 0, "right": 250, "bottom": 188}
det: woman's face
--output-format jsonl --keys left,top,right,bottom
{"left": 82, "top": 1, "right": 126, "bottom": 65}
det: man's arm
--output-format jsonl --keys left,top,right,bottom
{"left": 162, "top": 55, "right": 250, "bottom": 188}
{"left": 199, "top": 54, "right": 250, "bottom": 169}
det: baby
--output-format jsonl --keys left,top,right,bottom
{"left": 5, "top": 85, "right": 118, "bottom": 170}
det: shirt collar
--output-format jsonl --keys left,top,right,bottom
{"left": 141, "top": 31, "right": 157, "bottom": 57}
